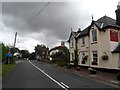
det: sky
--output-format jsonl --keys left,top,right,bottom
{"left": 0, "top": 0, "right": 120, "bottom": 53}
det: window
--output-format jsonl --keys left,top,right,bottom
{"left": 70, "top": 38, "right": 74, "bottom": 47}
{"left": 110, "top": 30, "right": 119, "bottom": 42}
{"left": 92, "top": 51, "right": 98, "bottom": 63}
{"left": 82, "top": 37, "right": 85, "bottom": 46}
{"left": 92, "top": 29, "right": 97, "bottom": 42}
{"left": 71, "top": 53, "right": 74, "bottom": 61}
{"left": 82, "top": 53, "right": 85, "bottom": 58}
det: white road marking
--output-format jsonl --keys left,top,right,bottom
{"left": 60, "top": 82, "right": 70, "bottom": 88}
{"left": 28, "top": 60, "right": 69, "bottom": 90}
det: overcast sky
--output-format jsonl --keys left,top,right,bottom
{"left": 0, "top": 0, "right": 120, "bottom": 53}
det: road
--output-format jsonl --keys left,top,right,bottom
{"left": 2, "top": 60, "right": 119, "bottom": 89}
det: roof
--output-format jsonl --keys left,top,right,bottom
{"left": 77, "top": 26, "right": 90, "bottom": 38}
{"left": 77, "top": 15, "right": 120, "bottom": 38}
{"left": 67, "top": 31, "right": 80, "bottom": 42}
{"left": 96, "top": 15, "right": 116, "bottom": 28}
{"left": 49, "top": 45, "right": 65, "bottom": 52}
{"left": 112, "top": 44, "right": 120, "bottom": 53}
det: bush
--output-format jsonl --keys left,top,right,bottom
{"left": 67, "top": 63, "right": 71, "bottom": 68}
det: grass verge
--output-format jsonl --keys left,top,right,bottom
{"left": 2, "top": 64, "right": 16, "bottom": 77}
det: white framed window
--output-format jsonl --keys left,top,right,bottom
{"left": 92, "top": 51, "right": 98, "bottom": 63}
{"left": 82, "top": 37, "right": 85, "bottom": 46}
{"left": 91, "top": 29, "right": 97, "bottom": 43}
{"left": 82, "top": 53, "right": 85, "bottom": 58}
{"left": 70, "top": 38, "right": 74, "bottom": 47}
{"left": 71, "top": 53, "right": 74, "bottom": 61}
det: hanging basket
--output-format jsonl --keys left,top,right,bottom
{"left": 101, "top": 55, "right": 108, "bottom": 60}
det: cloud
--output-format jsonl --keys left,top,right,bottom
{"left": 1, "top": 1, "right": 119, "bottom": 52}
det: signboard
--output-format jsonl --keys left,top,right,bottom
{"left": 110, "top": 30, "right": 118, "bottom": 42}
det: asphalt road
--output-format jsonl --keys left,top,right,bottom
{"left": 2, "top": 60, "right": 119, "bottom": 89}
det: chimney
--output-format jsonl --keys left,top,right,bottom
{"left": 77, "top": 28, "right": 81, "bottom": 33}
{"left": 61, "top": 41, "right": 65, "bottom": 46}
{"left": 115, "top": 1, "right": 120, "bottom": 26}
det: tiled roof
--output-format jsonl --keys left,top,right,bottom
{"left": 96, "top": 15, "right": 116, "bottom": 28}
{"left": 112, "top": 44, "right": 120, "bottom": 53}
{"left": 77, "top": 26, "right": 90, "bottom": 38}
{"left": 49, "top": 45, "right": 65, "bottom": 52}
{"left": 67, "top": 31, "right": 80, "bottom": 42}
{"left": 77, "top": 15, "right": 120, "bottom": 38}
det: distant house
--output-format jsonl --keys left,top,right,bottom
{"left": 49, "top": 41, "right": 65, "bottom": 61}
{"left": 68, "top": 3, "right": 120, "bottom": 70}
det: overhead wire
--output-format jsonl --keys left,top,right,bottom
{"left": 22, "top": 2, "right": 50, "bottom": 29}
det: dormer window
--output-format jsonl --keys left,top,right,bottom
{"left": 92, "top": 29, "right": 97, "bottom": 43}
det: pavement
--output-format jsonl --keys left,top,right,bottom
{"left": 55, "top": 64, "right": 120, "bottom": 86}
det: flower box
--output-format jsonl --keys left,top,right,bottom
{"left": 81, "top": 60, "right": 85, "bottom": 64}
{"left": 91, "top": 61, "right": 98, "bottom": 65}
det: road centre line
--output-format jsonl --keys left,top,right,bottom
{"left": 28, "top": 60, "right": 69, "bottom": 89}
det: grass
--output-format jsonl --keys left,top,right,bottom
{"left": 2, "top": 64, "right": 16, "bottom": 77}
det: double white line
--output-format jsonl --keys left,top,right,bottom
{"left": 28, "top": 60, "right": 70, "bottom": 90}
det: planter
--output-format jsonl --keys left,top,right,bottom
{"left": 76, "top": 66, "right": 80, "bottom": 71}
{"left": 88, "top": 67, "right": 97, "bottom": 74}
{"left": 90, "top": 70, "right": 97, "bottom": 74}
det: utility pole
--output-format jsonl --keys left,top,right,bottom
{"left": 13, "top": 32, "right": 17, "bottom": 48}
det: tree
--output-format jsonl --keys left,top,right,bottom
{"left": 34, "top": 44, "right": 49, "bottom": 59}
{"left": 74, "top": 49, "right": 78, "bottom": 67}
{"left": 28, "top": 52, "right": 36, "bottom": 60}
{"left": 20, "top": 50, "right": 29, "bottom": 59}
{"left": 10, "top": 47, "right": 20, "bottom": 54}
{"left": 1, "top": 43, "right": 9, "bottom": 61}
{"left": 50, "top": 46, "right": 69, "bottom": 65}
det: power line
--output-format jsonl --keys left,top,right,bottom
{"left": 22, "top": 2, "right": 50, "bottom": 29}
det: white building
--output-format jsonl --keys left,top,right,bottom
{"left": 68, "top": 3, "right": 120, "bottom": 70}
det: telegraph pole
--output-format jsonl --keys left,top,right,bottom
{"left": 13, "top": 32, "right": 17, "bottom": 48}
